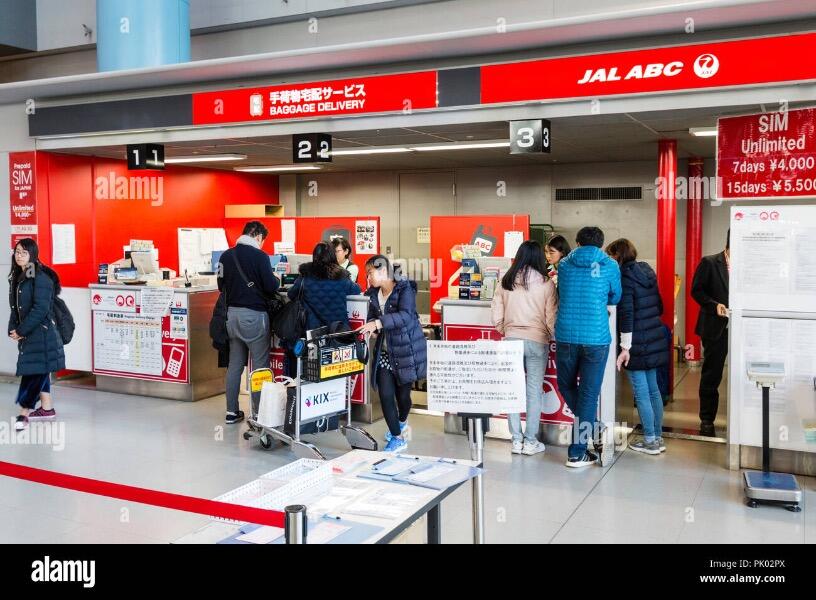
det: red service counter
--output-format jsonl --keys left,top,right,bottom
{"left": 90, "top": 284, "right": 225, "bottom": 401}
{"left": 437, "top": 298, "right": 617, "bottom": 444}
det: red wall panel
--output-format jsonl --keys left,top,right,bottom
{"left": 35, "top": 152, "right": 278, "bottom": 287}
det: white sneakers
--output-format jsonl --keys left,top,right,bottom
{"left": 512, "top": 439, "right": 546, "bottom": 456}
{"left": 522, "top": 440, "right": 546, "bottom": 456}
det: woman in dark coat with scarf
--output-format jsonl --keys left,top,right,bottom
{"left": 607, "top": 238, "right": 668, "bottom": 456}
{"left": 8, "top": 238, "right": 65, "bottom": 431}
{"left": 360, "top": 255, "right": 427, "bottom": 453}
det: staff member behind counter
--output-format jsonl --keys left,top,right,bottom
{"left": 218, "top": 221, "right": 280, "bottom": 425}
{"left": 332, "top": 237, "right": 359, "bottom": 283}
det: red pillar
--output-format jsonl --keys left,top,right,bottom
{"left": 684, "top": 158, "right": 704, "bottom": 363}
{"left": 657, "top": 140, "right": 677, "bottom": 392}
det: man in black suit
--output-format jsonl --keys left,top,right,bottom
{"left": 691, "top": 229, "right": 730, "bottom": 437}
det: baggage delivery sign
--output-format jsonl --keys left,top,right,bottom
{"left": 717, "top": 107, "right": 816, "bottom": 199}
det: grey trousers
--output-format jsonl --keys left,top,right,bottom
{"left": 225, "top": 307, "right": 271, "bottom": 414}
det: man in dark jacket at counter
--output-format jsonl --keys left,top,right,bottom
{"left": 218, "top": 221, "right": 279, "bottom": 424}
{"left": 691, "top": 229, "right": 730, "bottom": 438}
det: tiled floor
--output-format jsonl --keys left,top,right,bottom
{"left": 0, "top": 380, "right": 812, "bottom": 544}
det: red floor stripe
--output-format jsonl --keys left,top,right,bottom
{"left": 0, "top": 460, "right": 285, "bottom": 528}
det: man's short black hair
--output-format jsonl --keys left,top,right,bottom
{"left": 726, "top": 228, "right": 730, "bottom": 250}
{"left": 242, "top": 220, "right": 269, "bottom": 239}
{"left": 576, "top": 226, "right": 605, "bottom": 248}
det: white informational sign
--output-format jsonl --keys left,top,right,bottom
{"left": 274, "top": 241, "right": 295, "bottom": 255}
{"left": 300, "top": 377, "right": 346, "bottom": 421}
{"left": 139, "top": 287, "right": 175, "bottom": 318}
{"left": 730, "top": 205, "right": 816, "bottom": 313}
{"left": 178, "top": 227, "right": 227, "bottom": 275}
{"left": 426, "top": 340, "right": 526, "bottom": 415}
{"left": 51, "top": 224, "right": 76, "bottom": 265}
{"left": 355, "top": 220, "right": 378, "bottom": 254}
{"left": 503, "top": 231, "right": 524, "bottom": 258}
{"left": 416, "top": 226, "right": 431, "bottom": 244}
{"left": 734, "top": 316, "right": 816, "bottom": 452}
{"left": 89, "top": 288, "right": 137, "bottom": 313}
{"left": 281, "top": 219, "right": 296, "bottom": 244}
{"left": 93, "top": 312, "right": 163, "bottom": 376}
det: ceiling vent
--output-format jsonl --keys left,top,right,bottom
{"left": 555, "top": 186, "right": 643, "bottom": 202}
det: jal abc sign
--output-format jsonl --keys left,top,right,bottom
{"left": 126, "top": 144, "right": 165, "bottom": 170}
{"left": 292, "top": 133, "right": 332, "bottom": 163}
{"left": 510, "top": 120, "right": 551, "bottom": 154}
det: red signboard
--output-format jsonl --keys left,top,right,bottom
{"left": 9, "top": 152, "right": 38, "bottom": 249}
{"left": 193, "top": 71, "right": 437, "bottom": 125}
{"left": 717, "top": 107, "right": 816, "bottom": 199}
{"left": 482, "top": 32, "right": 816, "bottom": 105}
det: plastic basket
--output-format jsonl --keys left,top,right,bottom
{"left": 211, "top": 459, "right": 333, "bottom": 523}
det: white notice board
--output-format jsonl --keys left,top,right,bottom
{"left": 730, "top": 205, "right": 816, "bottom": 313}
{"left": 427, "top": 340, "right": 526, "bottom": 415}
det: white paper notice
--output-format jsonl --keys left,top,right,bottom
{"left": 426, "top": 340, "right": 526, "bottom": 414}
{"left": 236, "top": 526, "right": 284, "bottom": 544}
{"left": 213, "top": 228, "right": 229, "bottom": 252}
{"left": 355, "top": 220, "right": 377, "bottom": 254}
{"left": 504, "top": 231, "right": 524, "bottom": 258}
{"left": 139, "top": 287, "right": 176, "bottom": 318}
{"left": 274, "top": 242, "right": 295, "bottom": 255}
{"left": 51, "top": 224, "right": 76, "bottom": 265}
{"left": 794, "top": 228, "right": 816, "bottom": 292}
{"left": 416, "top": 226, "right": 431, "bottom": 244}
{"left": 281, "top": 220, "right": 296, "bottom": 244}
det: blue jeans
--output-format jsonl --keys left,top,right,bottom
{"left": 625, "top": 368, "right": 663, "bottom": 442}
{"left": 506, "top": 338, "right": 547, "bottom": 444}
{"left": 556, "top": 342, "right": 609, "bottom": 459}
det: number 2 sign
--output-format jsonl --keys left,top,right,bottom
{"left": 292, "top": 133, "right": 333, "bottom": 163}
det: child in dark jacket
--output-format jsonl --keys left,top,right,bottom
{"left": 607, "top": 238, "right": 669, "bottom": 455}
{"left": 360, "top": 255, "right": 426, "bottom": 453}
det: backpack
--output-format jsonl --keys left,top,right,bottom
{"left": 52, "top": 296, "right": 75, "bottom": 345}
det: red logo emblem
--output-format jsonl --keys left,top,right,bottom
{"left": 93, "top": 294, "right": 102, "bottom": 305}
{"left": 734, "top": 212, "right": 744, "bottom": 220}
{"left": 126, "top": 295, "right": 135, "bottom": 307}
{"left": 760, "top": 212, "right": 769, "bottom": 221}
{"left": 115, "top": 295, "right": 125, "bottom": 307}
{"left": 770, "top": 211, "right": 780, "bottom": 220}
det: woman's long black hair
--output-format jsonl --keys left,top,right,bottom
{"left": 300, "top": 241, "right": 347, "bottom": 280}
{"left": 501, "top": 240, "right": 548, "bottom": 291}
{"left": 8, "top": 238, "right": 62, "bottom": 293}
{"left": 545, "top": 235, "right": 572, "bottom": 259}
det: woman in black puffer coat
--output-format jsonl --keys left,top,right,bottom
{"left": 607, "top": 239, "right": 668, "bottom": 456}
{"left": 360, "top": 255, "right": 427, "bottom": 453}
{"left": 8, "top": 238, "right": 65, "bottom": 431}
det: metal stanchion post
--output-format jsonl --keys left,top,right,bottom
{"left": 467, "top": 416, "right": 485, "bottom": 545}
{"left": 284, "top": 504, "right": 307, "bottom": 544}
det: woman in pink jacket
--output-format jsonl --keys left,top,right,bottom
{"left": 491, "top": 241, "right": 558, "bottom": 456}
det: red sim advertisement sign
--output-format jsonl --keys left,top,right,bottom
{"left": 429, "top": 215, "right": 530, "bottom": 324}
{"left": 481, "top": 32, "right": 816, "bottom": 105}
{"left": 717, "top": 107, "right": 816, "bottom": 199}
{"left": 193, "top": 71, "right": 437, "bottom": 125}
{"left": 9, "top": 152, "right": 38, "bottom": 249}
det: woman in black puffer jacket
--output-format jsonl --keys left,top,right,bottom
{"left": 607, "top": 239, "right": 668, "bottom": 456}
{"left": 360, "top": 255, "right": 427, "bottom": 453}
{"left": 8, "top": 238, "right": 65, "bottom": 431}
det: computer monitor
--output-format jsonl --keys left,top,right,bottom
{"left": 211, "top": 250, "right": 225, "bottom": 272}
{"left": 286, "top": 253, "right": 312, "bottom": 273}
{"left": 131, "top": 251, "right": 159, "bottom": 275}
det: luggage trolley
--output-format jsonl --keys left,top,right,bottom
{"left": 244, "top": 327, "right": 378, "bottom": 460}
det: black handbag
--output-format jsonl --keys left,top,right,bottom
{"left": 271, "top": 281, "right": 308, "bottom": 343}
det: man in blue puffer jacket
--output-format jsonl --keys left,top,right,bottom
{"left": 555, "top": 227, "right": 622, "bottom": 468}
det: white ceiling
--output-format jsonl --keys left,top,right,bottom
{"left": 54, "top": 102, "right": 812, "bottom": 171}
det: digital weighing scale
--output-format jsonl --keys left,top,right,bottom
{"left": 743, "top": 362, "right": 802, "bottom": 512}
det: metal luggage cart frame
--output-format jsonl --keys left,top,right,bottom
{"left": 243, "top": 327, "right": 378, "bottom": 460}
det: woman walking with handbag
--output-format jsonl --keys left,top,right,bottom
{"left": 8, "top": 238, "right": 65, "bottom": 431}
{"left": 360, "top": 255, "right": 426, "bottom": 453}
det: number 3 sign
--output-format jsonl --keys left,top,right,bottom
{"left": 509, "top": 120, "right": 551, "bottom": 154}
